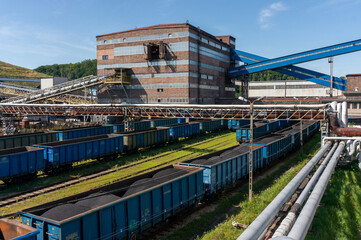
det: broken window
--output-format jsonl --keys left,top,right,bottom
{"left": 145, "top": 42, "right": 166, "bottom": 60}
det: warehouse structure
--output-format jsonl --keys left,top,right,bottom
{"left": 96, "top": 23, "right": 235, "bottom": 104}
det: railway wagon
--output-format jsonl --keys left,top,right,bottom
{"left": 168, "top": 122, "right": 201, "bottom": 141}
{"left": 33, "top": 134, "right": 123, "bottom": 169}
{"left": 20, "top": 165, "right": 203, "bottom": 240}
{"left": 179, "top": 145, "right": 263, "bottom": 194}
{"left": 150, "top": 118, "right": 179, "bottom": 128}
{"left": 235, "top": 120, "right": 288, "bottom": 143}
{"left": 121, "top": 127, "right": 170, "bottom": 151}
{"left": 133, "top": 120, "right": 152, "bottom": 131}
{"left": 0, "top": 132, "right": 57, "bottom": 150}
{"left": 243, "top": 134, "right": 293, "bottom": 165}
{"left": 0, "top": 146, "right": 45, "bottom": 184}
{"left": 0, "top": 218, "right": 39, "bottom": 240}
{"left": 51, "top": 125, "right": 113, "bottom": 141}
{"left": 105, "top": 123, "right": 125, "bottom": 134}
{"left": 228, "top": 119, "right": 250, "bottom": 131}
{"left": 197, "top": 119, "right": 223, "bottom": 133}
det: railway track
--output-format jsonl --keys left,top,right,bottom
{"left": 0, "top": 133, "right": 236, "bottom": 217}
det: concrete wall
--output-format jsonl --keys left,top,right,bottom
{"left": 40, "top": 77, "right": 68, "bottom": 90}
{"left": 244, "top": 80, "right": 343, "bottom": 98}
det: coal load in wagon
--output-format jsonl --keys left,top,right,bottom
{"left": 254, "top": 136, "right": 283, "bottom": 145}
{"left": 76, "top": 192, "right": 121, "bottom": 209}
{"left": 41, "top": 204, "right": 90, "bottom": 221}
{"left": 152, "top": 168, "right": 188, "bottom": 183}
{"left": 123, "top": 178, "right": 156, "bottom": 197}
{"left": 190, "top": 159, "right": 207, "bottom": 165}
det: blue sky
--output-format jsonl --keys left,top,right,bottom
{"left": 0, "top": 0, "right": 360, "bottom": 77}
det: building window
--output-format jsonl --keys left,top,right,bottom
{"left": 102, "top": 55, "right": 108, "bottom": 60}
{"left": 352, "top": 103, "right": 358, "bottom": 109}
{"left": 157, "top": 88, "right": 163, "bottom": 92}
{"left": 168, "top": 33, "right": 172, "bottom": 38}
{"left": 157, "top": 98, "right": 161, "bottom": 103}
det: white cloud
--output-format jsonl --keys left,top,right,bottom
{"left": 259, "top": 2, "right": 287, "bottom": 29}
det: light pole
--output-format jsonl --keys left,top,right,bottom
{"left": 239, "top": 96, "right": 265, "bottom": 201}
{"left": 294, "top": 97, "right": 308, "bottom": 151}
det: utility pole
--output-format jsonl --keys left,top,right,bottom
{"left": 329, "top": 57, "right": 334, "bottom": 97}
{"left": 238, "top": 96, "right": 264, "bottom": 201}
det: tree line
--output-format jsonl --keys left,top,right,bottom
{"left": 34, "top": 59, "right": 97, "bottom": 80}
{"left": 35, "top": 59, "right": 301, "bottom": 82}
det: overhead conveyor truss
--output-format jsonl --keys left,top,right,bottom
{"left": 1, "top": 75, "right": 104, "bottom": 104}
{"left": 230, "top": 49, "right": 347, "bottom": 91}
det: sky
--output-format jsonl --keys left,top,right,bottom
{"left": 0, "top": 0, "right": 360, "bottom": 77}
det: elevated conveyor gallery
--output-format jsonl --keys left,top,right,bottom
{"left": 228, "top": 38, "right": 361, "bottom": 91}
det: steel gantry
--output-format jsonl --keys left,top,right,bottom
{"left": 0, "top": 103, "right": 329, "bottom": 120}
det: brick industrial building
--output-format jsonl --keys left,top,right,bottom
{"left": 96, "top": 23, "right": 235, "bottom": 104}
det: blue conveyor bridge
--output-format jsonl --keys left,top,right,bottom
{"left": 228, "top": 38, "right": 361, "bottom": 92}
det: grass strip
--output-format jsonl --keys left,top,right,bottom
{"left": 1, "top": 131, "right": 237, "bottom": 216}
{"left": 165, "top": 133, "right": 321, "bottom": 240}
{"left": 306, "top": 161, "right": 361, "bottom": 240}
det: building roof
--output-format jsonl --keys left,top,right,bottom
{"left": 346, "top": 74, "right": 361, "bottom": 77}
{"left": 96, "top": 22, "right": 234, "bottom": 47}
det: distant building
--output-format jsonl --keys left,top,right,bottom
{"left": 40, "top": 77, "right": 68, "bottom": 89}
{"left": 96, "top": 23, "right": 235, "bottom": 104}
{"left": 245, "top": 80, "right": 343, "bottom": 98}
{"left": 344, "top": 74, "right": 361, "bottom": 117}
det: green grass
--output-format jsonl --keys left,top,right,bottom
{"left": 0, "top": 60, "right": 50, "bottom": 87}
{"left": 0, "top": 131, "right": 238, "bottom": 216}
{"left": 306, "top": 161, "right": 361, "bottom": 240}
{"left": 165, "top": 133, "right": 321, "bottom": 240}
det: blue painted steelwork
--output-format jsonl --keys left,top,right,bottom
{"left": 229, "top": 38, "right": 361, "bottom": 75}
{"left": 0, "top": 78, "right": 40, "bottom": 82}
{"left": 230, "top": 49, "right": 347, "bottom": 91}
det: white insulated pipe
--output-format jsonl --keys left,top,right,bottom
{"left": 288, "top": 141, "right": 346, "bottom": 240}
{"left": 342, "top": 101, "right": 348, "bottom": 127}
{"left": 336, "top": 103, "right": 342, "bottom": 127}
{"left": 271, "top": 143, "right": 338, "bottom": 238}
{"left": 237, "top": 142, "right": 332, "bottom": 240}
{"left": 330, "top": 101, "right": 337, "bottom": 113}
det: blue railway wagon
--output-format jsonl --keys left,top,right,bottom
{"left": 33, "top": 134, "right": 123, "bottom": 168}
{"left": 0, "top": 218, "right": 39, "bottom": 240}
{"left": 121, "top": 127, "right": 169, "bottom": 151}
{"left": 179, "top": 145, "right": 263, "bottom": 194}
{"left": 0, "top": 132, "right": 57, "bottom": 150}
{"left": 51, "top": 125, "right": 113, "bottom": 141}
{"left": 244, "top": 134, "right": 293, "bottom": 165}
{"left": 20, "top": 165, "right": 203, "bottom": 240}
{"left": 0, "top": 146, "right": 45, "bottom": 183}
{"left": 228, "top": 119, "right": 250, "bottom": 131}
{"left": 150, "top": 118, "right": 179, "bottom": 128}
{"left": 133, "top": 120, "right": 152, "bottom": 131}
{"left": 168, "top": 122, "right": 201, "bottom": 141}
{"left": 274, "top": 128, "right": 302, "bottom": 148}
{"left": 236, "top": 121, "right": 268, "bottom": 142}
{"left": 105, "top": 123, "right": 125, "bottom": 134}
{"left": 198, "top": 119, "right": 223, "bottom": 133}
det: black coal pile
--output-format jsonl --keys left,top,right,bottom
{"left": 76, "top": 192, "right": 121, "bottom": 209}
{"left": 123, "top": 178, "right": 155, "bottom": 197}
{"left": 190, "top": 159, "right": 207, "bottom": 165}
{"left": 123, "top": 168, "right": 188, "bottom": 197}
{"left": 152, "top": 168, "right": 187, "bottom": 183}
{"left": 41, "top": 204, "right": 90, "bottom": 221}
